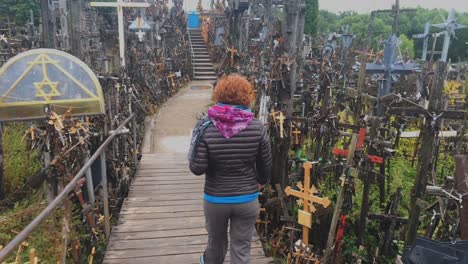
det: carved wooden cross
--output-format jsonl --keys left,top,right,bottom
{"left": 276, "top": 112, "right": 285, "bottom": 139}
{"left": 285, "top": 162, "right": 331, "bottom": 245}
{"left": 292, "top": 127, "right": 301, "bottom": 145}
{"left": 228, "top": 47, "right": 237, "bottom": 67}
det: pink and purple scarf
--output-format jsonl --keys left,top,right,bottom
{"left": 208, "top": 103, "right": 254, "bottom": 139}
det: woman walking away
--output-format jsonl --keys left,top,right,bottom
{"left": 189, "top": 74, "right": 272, "bottom": 264}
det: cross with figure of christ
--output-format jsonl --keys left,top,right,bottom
{"left": 284, "top": 162, "right": 331, "bottom": 245}
{"left": 136, "top": 30, "right": 146, "bottom": 42}
{"left": 90, "top": 0, "right": 151, "bottom": 67}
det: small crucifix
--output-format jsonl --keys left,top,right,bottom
{"left": 90, "top": 0, "right": 150, "bottom": 67}
{"left": 285, "top": 162, "right": 331, "bottom": 245}
{"left": 136, "top": 30, "right": 146, "bottom": 42}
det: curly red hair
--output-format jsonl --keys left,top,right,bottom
{"left": 213, "top": 74, "right": 255, "bottom": 107}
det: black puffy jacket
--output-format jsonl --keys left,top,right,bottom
{"left": 189, "top": 119, "right": 272, "bottom": 197}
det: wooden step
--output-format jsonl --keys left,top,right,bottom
{"left": 194, "top": 71, "right": 216, "bottom": 76}
{"left": 194, "top": 76, "right": 217, "bottom": 80}
{"left": 192, "top": 63, "right": 214, "bottom": 67}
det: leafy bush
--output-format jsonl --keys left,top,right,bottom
{"left": 3, "top": 123, "right": 41, "bottom": 195}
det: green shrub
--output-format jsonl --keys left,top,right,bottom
{"left": 3, "top": 123, "right": 41, "bottom": 195}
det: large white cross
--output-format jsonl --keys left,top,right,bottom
{"left": 90, "top": 0, "right": 150, "bottom": 67}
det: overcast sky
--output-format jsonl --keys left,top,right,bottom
{"left": 183, "top": 0, "right": 468, "bottom": 13}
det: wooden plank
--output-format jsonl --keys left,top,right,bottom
{"left": 128, "top": 189, "right": 201, "bottom": 195}
{"left": 138, "top": 167, "right": 191, "bottom": 172}
{"left": 118, "top": 210, "right": 204, "bottom": 220}
{"left": 104, "top": 253, "right": 272, "bottom": 264}
{"left": 120, "top": 204, "right": 203, "bottom": 214}
{"left": 105, "top": 244, "right": 265, "bottom": 259}
{"left": 129, "top": 183, "right": 204, "bottom": 191}
{"left": 135, "top": 171, "right": 196, "bottom": 177}
{"left": 126, "top": 192, "right": 202, "bottom": 201}
{"left": 108, "top": 235, "right": 208, "bottom": 250}
{"left": 110, "top": 227, "right": 208, "bottom": 240}
{"left": 131, "top": 179, "right": 203, "bottom": 185}
{"left": 122, "top": 198, "right": 201, "bottom": 207}
{"left": 114, "top": 216, "right": 205, "bottom": 232}
{"left": 134, "top": 175, "right": 200, "bottom": 180}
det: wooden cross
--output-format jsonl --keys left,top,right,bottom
{"left": 0, "top": 34, "right": 8, "bottom": 44}
{"left": 292, "top": 127, "right": 301, "bottom": 145}
{"left": 168, "top": 72, "right": 176, "bottom": 88}
{"left": 90, "top": 0, "right": 150, "bottom": 67}
{"left": 228, "top": 46, "right": 237, "bottom": 67}
{"left": 276, "top": 112, "right": 285, "bottom": 139}
{"left": 284, "top": 162, "right": 331, "bottom": 245}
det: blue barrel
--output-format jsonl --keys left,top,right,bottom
{"left": 188, "top": 11, "right": 200, "bottom": 28}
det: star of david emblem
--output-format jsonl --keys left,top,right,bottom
{"left": 34, "top": 76, "right": 60, "bottom": 101}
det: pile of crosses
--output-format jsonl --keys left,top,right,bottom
{"left": 200, "top": 0, "right": 468, "bottom": 263}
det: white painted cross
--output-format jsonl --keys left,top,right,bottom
{"left": 89, "top": 0, "right": 150, "bottom": 67}
{"left": 0, "top": 34, "right": 8, "bottom": 44}
{"left": 136, "top": 30, "right": 146, "bottom": 42}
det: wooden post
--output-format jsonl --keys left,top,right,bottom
{"left": 100, "top": 152, "right": 111, "bottom": 239}
{"left": 40, "top": 0, "right": 54, "bottom": 48}
{"left": 0, "top": 123, "right": 4, "bottom": 200}
{"left": 302, "top": 162, "right": 311, "bottom": 245}
{"left": 454, "top": 155, "right": 468, "bottom": 239}
{"left": 405, "top": 61, "right": 448, "bottom": 246}
{"left": 323, "top": 134, "right": 358, "bottom": 263}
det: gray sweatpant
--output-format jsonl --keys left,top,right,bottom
{"left": 203, "top": 199, "right": 260, "bottom": 264}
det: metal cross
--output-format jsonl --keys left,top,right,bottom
{"left": 432, "top": 8, "right": 468, "bottom": 62}
{"left": 89, "top": 0, "right": 150, "bottom": 67}
{"left": 365, "top": 0, "right": 418, "bottom": 116}
{"left": 412, "top": 22, "right": 431, "bottom": 61}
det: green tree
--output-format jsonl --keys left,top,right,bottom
{"left": 0, "top": 0, "right": 38, "bottom": 26}
{"left": 399, "top": 34, "right": 415, "bottom": 58}
{"left": 317, "top": 10, "right": 338, "bottom": 33}
{"left": 304, "top": 0, "right": 319, "bottom": 36}
{"left": 318, "top": 8, "right": 468, "bottom": 61}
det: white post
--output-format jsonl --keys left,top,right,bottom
{"left": 440, "top": 29, "right": 451, "bottom": 62}
{"left": 117, "top": 0, "right": 125, "bottom": 66}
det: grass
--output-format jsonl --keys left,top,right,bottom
{"left": 2, "top": 123, "right": 41, "bottom": 195}
{"left": 0, "top": 191, "right": 62, "bottom": 263}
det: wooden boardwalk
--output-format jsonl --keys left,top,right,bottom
{"left": 104, "top": 83, "right": 272, "bottom": 263}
